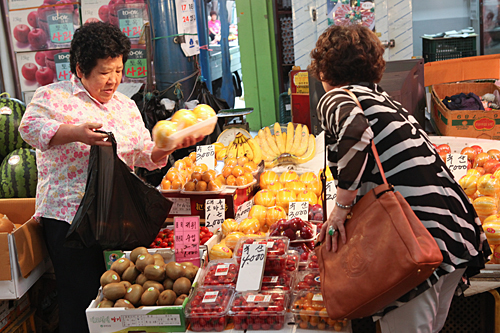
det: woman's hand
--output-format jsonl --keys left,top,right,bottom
{"left": 49, "top": 123, "right": 111, "bottom": 147}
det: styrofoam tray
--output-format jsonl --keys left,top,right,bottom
{"left": 225, "top": 179, "right": 257, "bottom": 189}
{"left": 155, "top": 116, "right": 217, "bottom": 151}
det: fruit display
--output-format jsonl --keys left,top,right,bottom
{"left": 306, "top": 252, "right": 319, "bottom": 270}
{"left": 219, "top": 156, "right": 257, "bottom": 187}
{"left": 255, "top": 122, "right": 316, "bottom": 168}
{"left": 185, "top": 286, "right": 234, "bottom": 332}
{"left": 199, "top": 259, "right": 239, "bottom": 287}
{"left": 96, "top": 247, "right": 199, "bottom": 309}
{"left": 234, "top": 236, "right": 289, "bottom": 272}
{"left": 285, "top": 250, "right": 300, "bottom": 272}
{"left": 149, "top": 227, "right": 214, "bottom": 248}
{"left": 229, "top": 290, "right": 288, "bottom": 330}
{"left": 224, "top": 133, "right": 262, "bottom": 166}
{"left": 0, "top": 148, "right": 38, "bottom": 198}
{"left": 294, "top": 270, "right": 321, "bottom": 292}
{"left": 269, "top": 217, "right": 315, "bottom": 241}
{"left": 291, "top": 291, "right": 347, "bottom": 331}
{"left": 261, "top": 271, "right": 295, "bottom": 292}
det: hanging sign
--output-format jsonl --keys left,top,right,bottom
{"left": 175, "top": 0, "right": 199, "bottom": 57}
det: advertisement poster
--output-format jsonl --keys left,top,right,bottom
{"left": 175, "top": 0, "right": 199, "bottom": 57}
{"left": 327, "top": 0, "right": 375, "bottom": 31}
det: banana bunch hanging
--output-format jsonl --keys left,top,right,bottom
{"left": 255, "top": 122, "right": 316, "bottom": 168}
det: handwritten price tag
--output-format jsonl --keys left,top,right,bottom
{"left": 196, "top": 145, "right": 215, "bottom": 169}
{"left": 174, "top": 216, "right": 200, "bottom": 267}
{"left": 288, "top": 201, "right": 309, "bottom": 220}
{"left": 234, "top": 199, "right": 253, "bottom": 222}
{"left": 47, "top": 12, "right": 74, "bottom": 44}
{"left": 325, "top": 181, "right": 337, "bottom": 217}
{"left": 236, "top": 243, "right": 267, "bottom": 292}
{"left": 445, "top": 154, "right": 468, "bottom": 181}
{"left": 169, "top": 197, "right": 191, "bottom": 215}
{"left": 205, "top": 199, "right": 225, "bottom": 233}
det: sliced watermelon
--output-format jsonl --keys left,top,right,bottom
{"left": 0, "top": 148, "right": 37, "bottom": 198}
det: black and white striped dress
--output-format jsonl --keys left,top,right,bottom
{"left": 317, "top": 83, "right": 490, "bottom": 318}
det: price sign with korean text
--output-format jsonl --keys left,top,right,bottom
{"left": 205, "top": 199, "right": 225, "bottom": 233}
{"left": 175, "top": 0, "right": 199, "bottom": 57}
{"left": 196, "top": 145, "right": 215, "bottom": 169}
{"left": 169, "top": 197, "right": 191, "bottom": 215}
{"left": 325, "top": 180, "right": 337, "bottom": 216}
{"left": 288, "top": 201, "right": 309, "bottom": 220}
{"left": 125, "top": 48, "right": 147, "bottom": 78}
{"left": 445, "top": 154, "right": 468, "bottom": 181}
{"left": 117, "top": 6, "right": 145, "bottom": 38}
{"left": 236, "top": 243, "right": 267, "bottom": 292}
{"left": 54, "top": 52, "right": 71, "bottom": 82}
{"left": 47, "top": 12, "right": 74, "bottom": 44}
{"left": 234, "top": 199, "right": 253, "bottom": 222}
{"left": 174, "top": 216, "right": 200, "bottom": 267}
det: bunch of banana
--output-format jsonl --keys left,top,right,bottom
{"left": 225, "top": 133, "right": 262, "bottom": 164}
{"left": 255, "top": 122, "right": 316, "bottom": 168}
{"left": 213, "top": 142, "right": 227, "bottom": 161}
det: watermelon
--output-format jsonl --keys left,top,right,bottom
{"left": 0, "top": 93, "right": 31, "bottom": 161}
{"left": 0, "top": 148, "right": 37, "bottom": 198}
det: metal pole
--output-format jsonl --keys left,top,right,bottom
{"left": 219, "top": 0, "right": 234, "bottom": 108}
{"left": 194, "top": 0, "right": 212, "bottom": 92}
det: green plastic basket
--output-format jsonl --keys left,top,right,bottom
{"left": 279, "top": 92, "right": 291, "bottom": 124}
{"left": 422, "top": 36, "right": 477, "bottom": 63}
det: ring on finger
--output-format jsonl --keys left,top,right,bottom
{"left": 328, "top": 225, "right": 336, "bottom": 236}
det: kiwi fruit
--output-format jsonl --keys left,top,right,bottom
{"left": 174, "top": 294, "right": 188, "bottom": 305}
{"left": 120, "top": 281, "right": 132, "bottom": 290}
{"left": 163, "top": 277, "right": 174, "bottom": 291}
{"left": 173, "top": 277, "right": 191, "bottom": 296}
{"left": 110, "top": 258, "right": 131, "bottom": 276}
{"left": 183, "top": 265, "right": 199, "bottom": 281}
{"left": 102, "top": 282, "right": 127, "bottom": 301}
{"left": 164, "top": 262, "right": 184, "bottom": 280}
{"left": 144, "top": 264, "right": 166, "bottom": 282}
{"left": 153, "top": 254, "right": 165, "bottom": 266}
{"left": 130, "top": 247, "right": 149, "bottom": 263}
{"left": 122, "top": 266, "right": 141, "bottom": 283}
{"left": 143, "top": 280, "right": 164, "bottom": 293}
{"left": 136, "top": 273, "right": 148, "bottom": 285}
{"left": 136, "top": 254, "right": 155, "bottom": 272}
{"left": 100, "top": 270, "right": 120, "bottom": 287}
{"left": 141, "top": 287, "right": 160, "bottom": 306}
{"left": 114, "top": 299, "right": 135, "bottom": 308}
{"left": 124, "top": 284, "right": 144, "bottom": 306}
{"left": 97, "top": 299, "right": 114, "bottom": 308}
{"left": 157, "top": 290, "right": 177, "bottom": 306}
{"left": 181, "top": 262, "right": 194, "bottom": 268}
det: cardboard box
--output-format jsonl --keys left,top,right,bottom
{"left": 8, "top": 0, "right": 80, "bottom": 11}
{"left": 16, "top": 49, "right": 71, "bottom": 92}
{"left": 86, "top": 250, "right": 206, "bottom": 333}
{"left": 0, "top": 199, "right": 48, "bottom": 299}
{"left": 8, "top": 4, "right": 80, "bottom": 52}
{"left": 430, "top": 82, "right": 500, "bottom": 139}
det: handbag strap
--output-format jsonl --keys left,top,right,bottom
{"left": 342, "top": 89, "right": 389, "bottom": 187}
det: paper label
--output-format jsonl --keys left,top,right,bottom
{"left": 205, "top": 199, "right": 225, "bottom": 233}
{"left": 118, "top": 7, "right": 144, "bottom": 38}
{"left": 288, "top": 201, "right": 309, "bottom": 220}
{"left": 262, "top": 276, "right": 278, "bottom": 283}
{"left": 325, "top": 181, "right": 337, "bottom": 217}
{"left": 174, "top": 216, "right": 200, "bottom": 266}
{"left": 312, "top": 294, "right": 323, "bottom": 302}
{"left": 47, "top": 12, "right": 74, "bottom": 44}
{"left": 175, "top": 0, "right": 199, "bottom": 57}
{"left": 265, "top": 241, "right": 274, "bottom": 249}
{"left": 214, "top": 264, "right": 230, "bottom": 276}
{"left": 445, "top": 154, "right": 468, "bottom": 181}
{"left": 54, "top": 52, "right": 71, "bottom": 81}
{"left": 236, "top": 243, "right": 267, "bottom": 292}
{"left": 196, "top": 145, "right": 215, "bottom": 169}
{"left": 0, "top": 107, "right": 12, "bottom": 115}
{"left": 8, "top": 155, "right": 20, "bottom": 166}
{"left": 246, "top": 294, "right": 271, "bottom": 303}
{"left": 169, "top": 197, "right": 191, "bottom": 215}
{"left": 202, "top": 291, "right": 219, "bottom": 303}
{"left": 120, "top": 314, "right": 181, "bottom": 326}
{"left": 234, "top": 199, "right": 253, "bottom": 222}
{"left": 125, "top": 48, "right": 147, "bottom": 78}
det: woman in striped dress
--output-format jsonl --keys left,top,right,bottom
{"left": 312, "top": 25, "right": 490, "bottom": 332}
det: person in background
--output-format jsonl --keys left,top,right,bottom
{"left": 208, "top": 10, "right": 221, "bottom": 43}
{"left": 311, "top": 24, "right": 489, "bottom": 333}
{"left": 19, "top": 22, "right": 203, "bottom": 333}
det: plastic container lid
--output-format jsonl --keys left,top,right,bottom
{"left": 154, "top": 116, "right": 217, "bottom": 151}
{"left": 185, "top": 286, "right": 235, "bottom": 318}
{"left": 293, "top": 269, "right": 321, "bottom": 292}
{"left": 229, "top": 290, "right": 288, "bottom": 315}
{"left": 305, "top": 251, "right": 319, "bottom": 270}
{"left": 200, "top": 259, "right": 239, "bottom": 287}
{"left": 261, "top": 271, "right": 296, "bottom": 292}
{"left": 233, "top": 236, "right": 290, "bottom": 272}
{"left": 285, "top": 250, "right": 300, "bottom": 272}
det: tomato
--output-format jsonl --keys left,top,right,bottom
{"left": 154, "top": 237, "right": 162, "bottom": 246}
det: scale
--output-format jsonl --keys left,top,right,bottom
{"left": 216, "top": 108, "right": 254, "bottom": 146}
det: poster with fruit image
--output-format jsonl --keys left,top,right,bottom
{"left": 16, "top": 49, "right": 71, "bottom": 92}
{"left": 123, "top": 45, "right": 147, "bottom": 83}
{"left": 9, "top": 3, "right": 80, "bottom": 52}
{"left": 327, "top": 0, "right": 375, "bottom": 31}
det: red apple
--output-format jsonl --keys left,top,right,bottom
{"left": 13, "top": 24, "right": 31, "bottom": 43}
{"left": 28, "top": 28, "right": 48, "bottom": 49}
{"left": 21, "top": 63, "right": 38, "bottom": 81}
{"left": 484, "top": 160, "right": 500, "bottom": 174}
{"left": 471, "top": 145, "right": 483, "bottom": 154}
{"left": 436, "top": 144, "right": 451, "bottom": 154}
{"left": 108, "top": 14, "right": 119, "bottom": 26}
{"left": 488, "top": 149, "right": 500, "bottom": 161}
{"left": 35, "top": 67, "right": 54, "bottom": 86}
{"left": 35, "top": 51, "right": 46, "bottom": 66}
{"left": 461, "top": 147, "right": 477, "bottom": 163}
{"left": 98, "top": 5, "right": 109, "bottom": 22}
{"left": 108, "top": 0, "right": 125, "bottom": 13}
{"left": 28, "top": 11, "right": 39, "bottom": 28}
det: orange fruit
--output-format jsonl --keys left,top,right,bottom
{"left": 297, "top": 190, "right": 318, "bottom": 205}
{"left": 237, "top": 156, "right": 249, "bottom": 166}
{"left": 306, "top": 180, "right": 322, "bottom": 197}
{"left": 184, "top": 181, "right": 196, "bottom": 191}
{"left": 216, "top": 174, "right": 226, "bottom": 185}
{"left": 161, "top": 179, "right": 171, "bottom": 190}
{"left": 232, "top": 166, "right": 244, "bottom": 177}
{"left": 299, "top": 172, "right": 317, "bottom": 184}
{"left": 166, "top": 168, "right": 180, "bottom": 182}
{"left": 207, "top": 180, "right": 221, "bottom": 191}
{"left": 171, "top": 178, "right": 183, "bottom": 189}
{"left": 279, "top": 170, "right": 299, "bottom": 184}
{"left": 207, "top": 169, "right": 217, "bottom": 178}
{"left": 225, "top": 157, "right": 237, "bottom": 168}
{"left": 182, "top": 156, "right": 193, "bottom": 168}
{"left": 226, "top": 175, "right": 236, "bottom": 186}
{"left": 171, "top": 109, "right": 197, "bottom": 129}
{"left": 174, "top": 159, "right": 186, "bottom": 170}
{"left": 193, "top": 165, "right": 204, "bottom": 173}
{"left": 193, "top": 104, "right": 216, "bottom": 121}
{"left": 267, "top": 181, "right": 283, "bottom": 192}
{"left": 201, "top": 171, "right": 214, "bottom": 183}
{"left": 254, "top": 189, "right": 276, "bottom": 207}
{"left": 222, "top": 166, "right": 233, "bottom": 178}
{"left": 285, "top": 180, "right": 306, "bottom": 193}
{"left": 243, "top": 161, "right": 258, "bottom": 172}
{"left": 260, "top": 171, "right": 279, "bottom": 189}
{"left": 189, "top": 151, "right": 196, "bottom": 162}
{"left": 191, "top": 171, "right": 202, "bottom": 182}
{"left": 243, "top": 172, "right": 254, "bottom": 184}
{"left": 199, "top": 163, "right": 208, "bottom": 172}
{"left": 276, "top": 189, "right": 296, "bottom": 213}
{"left": 196, "top": 181, "right": 208, "bottom": 191}
{"left": 236, "top": 176, "right": 248, "bottom": 186}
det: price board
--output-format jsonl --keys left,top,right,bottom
{"left": 235, "top": 243, "right": 267, "bottom": 292}
{"left": 234, "top": 199, "right": 253, "bottom": 222}
{"left": 205, "top": 199, "right": 225, "bottom": 233}
{"left": 174, "top": 216, "right": 200, "bottom": 267}
{"left": 196, "top": 145, "right": 215, "bottom": 169}
{"left": 445, "top": 154, "right": 468, "bottom": 181}
{"left": 169, "top": 197, "right": 191, "bottom": 215}
{"left": 47, "top": 11, "right": 74, "bottom": 44}
{"left": 288, "top": 201, "right": 309, "bottom": 220}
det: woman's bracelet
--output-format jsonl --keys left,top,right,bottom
{"left": 335, "top": 200, "right": 354, "bottom": 210}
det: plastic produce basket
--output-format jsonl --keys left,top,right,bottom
{"left": 279, "top": 92, "right": 291, "bottom": 124}
{"left": 422, "top": 36, "right": 477, "bottom": 63}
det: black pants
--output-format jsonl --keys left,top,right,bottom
{"left": 41, "top": 218, "right": 105, "bottom": 333}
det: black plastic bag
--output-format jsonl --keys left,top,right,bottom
{"left": 65, "top": 132, "right": 173, "bottom": 250}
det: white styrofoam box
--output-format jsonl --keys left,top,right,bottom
{"left": 428, "top": 136, "right": 500, "bottom": 152}
{"left": 9, "top": 5, "right": 80, "bottom": 52}
{"left": 16, "top": 49, "right": 71, "bottom": 92}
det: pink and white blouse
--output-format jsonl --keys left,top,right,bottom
{"left": 19, "top": 76, "right": 166, "bottom": 224}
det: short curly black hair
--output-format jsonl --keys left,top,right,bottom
{"left": 70, "top": 22, "right": 131, "bottom": 77}
{"left": 309, "top": 25, "right": 386, "bottom": 87}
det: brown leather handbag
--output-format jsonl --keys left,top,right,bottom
{"left": 317, "top": 90, "right": 443, "bottom": 320}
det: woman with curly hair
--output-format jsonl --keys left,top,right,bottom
{"left": 312, "top": 25, "right": 489, "bottom": 332}
{"left": 19, "top": 22, "right": 202, "bottom": 332}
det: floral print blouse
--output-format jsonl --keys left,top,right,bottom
{"left": 19, "top": 76, "right": 166, "bottom": 224}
